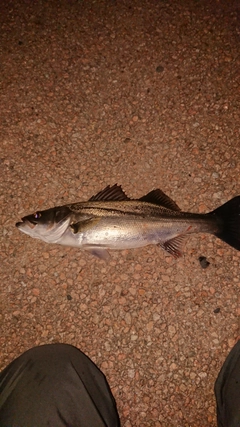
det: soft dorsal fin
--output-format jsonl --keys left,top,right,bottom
{"left": 139, "top": 189, "right": 181, "bottom": 211}
{"left": 89, "top": 184, "right": 130, "bottom": 202}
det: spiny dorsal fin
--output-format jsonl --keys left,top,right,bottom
{"left": 89, "top": 184, "right": 130, "bottom": 202}
{"left": 139, "top": 189, "right": 181, "bottom": 211}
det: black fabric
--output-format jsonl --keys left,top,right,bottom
{"left": 215, "top": 340, "right": 240, "bottom": 427}
{"left": 0, "top": 343, "right": 120, "bottom": 427}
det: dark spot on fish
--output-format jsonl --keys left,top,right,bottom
{"left": 70, "top": 223, "right": 79, "bottom": 234}
{"left": 213, "top": 307, "right": 220, "bottom": 314}
{"left": 67, "top": 294, "right": 72, "bottom": 300}
{"left": 18, "top": 40, "right": 23, "bottom": 45}
{"left": 156, "top": 65, "right": 164, "bottom": 73}
{"left": 199, "top": 256, "right": 210, "bottom": 269}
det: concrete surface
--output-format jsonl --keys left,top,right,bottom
{"left": 0, "top": 0, "right": 239, "bottom": 426}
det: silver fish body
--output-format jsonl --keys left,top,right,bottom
{"left": 66, "top": 202, "right": 217, "bottom": 248}
{"left": 16, "top": 184, "right": 240, "bottom": 259}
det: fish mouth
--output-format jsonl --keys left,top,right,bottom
{"left": 16, "top": 219, "right": 36, "bottom": 229}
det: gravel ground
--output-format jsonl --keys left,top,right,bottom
{"left": 0, "top": 0, "right": 239, "bottom": 426}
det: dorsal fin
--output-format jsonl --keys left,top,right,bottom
{"left": 89, "top": 184, "right": 130, "bottom": 202}
{"left": 139, "top": 189, "right": 181, "bottom": 211}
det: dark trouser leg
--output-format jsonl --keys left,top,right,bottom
{"left": 215, "top": 340, "right": 240, "bottom": 427}
{"left": 0, "top": 343, "right": 120, "bottom": 427}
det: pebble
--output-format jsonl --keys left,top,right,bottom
{"left": 199, "top": 256, "right": 210, "bottom": 269}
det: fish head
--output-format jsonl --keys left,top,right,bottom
{"left": 16, "top": 206, "right": 72, "bottom": 243}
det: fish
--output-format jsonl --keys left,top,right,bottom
{"left": 16, "top": 184, "right": 240, "bottom": 260}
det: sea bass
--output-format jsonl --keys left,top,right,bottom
{"left": 16, "top": 184, "right": 240, "bottom": 260}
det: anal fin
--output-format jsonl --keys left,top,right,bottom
{"left": 158, "top": 235, "right": 187, "bottom": 258}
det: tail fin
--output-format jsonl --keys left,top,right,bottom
{"left": 210, "top": 196, "right": 240, "bottom": 251}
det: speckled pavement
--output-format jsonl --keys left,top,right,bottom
{"left": 1, "top": 1, "right": 239, "bottom": 426}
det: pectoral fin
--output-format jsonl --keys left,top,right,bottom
{"left": 70, "top": 217, "right": 101, "bottom": 234}
{"left": 158, "top": 235, "right": 187, "bottom": 258}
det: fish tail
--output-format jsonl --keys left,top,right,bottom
{"left": 210, "top": 196, "right": 240, "bottom": 251}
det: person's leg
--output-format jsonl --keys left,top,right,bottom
{"left": 215, "top": 340, "right": 240, "bottom": 427}
{"left": 0, "top": 343, "right": 120, "bottom": 427}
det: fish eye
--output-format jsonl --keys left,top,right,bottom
{"left": 34, "top": 212, "right": 41, "bottom": 219}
